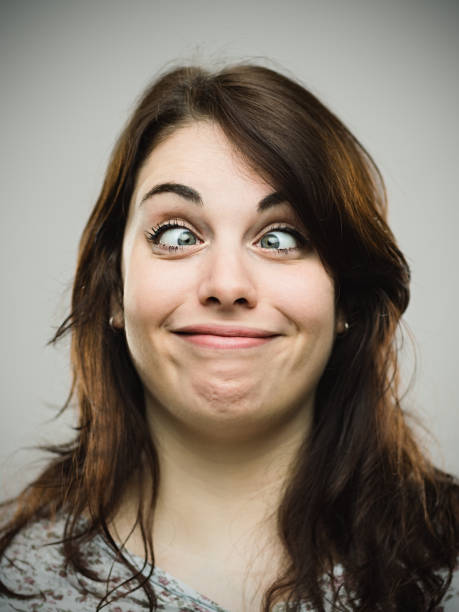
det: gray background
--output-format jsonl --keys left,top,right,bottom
{"left": 1, "top": 0, "right": 458, "bottom": 501}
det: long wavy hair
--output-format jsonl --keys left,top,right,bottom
{"left": 1, "top": 62, "right": 458, "bottom": 611}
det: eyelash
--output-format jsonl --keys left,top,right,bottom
{"left": 144, "top": 218, "right": 310, "bottom": 256}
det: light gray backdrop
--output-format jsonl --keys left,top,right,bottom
{"left": 1, "top": 0, "right": 458, "bottom": 501}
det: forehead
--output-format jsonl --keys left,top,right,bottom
{"left": 131, "top": 121, "right": 274, "bottom": 208}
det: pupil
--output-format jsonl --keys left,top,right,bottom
{"left": 177, "top": 230, "right": 194, "bottom": 245}
{"left": 264, "top": 234, "right": 280, "bottom": 248}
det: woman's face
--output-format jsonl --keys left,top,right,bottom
{"left": 120, "top": 121, "right": 343, "bottom": 439}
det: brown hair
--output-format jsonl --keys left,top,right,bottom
{"left": 1, "top": 62, "right": 458, "bottom": 611}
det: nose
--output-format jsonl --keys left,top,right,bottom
{"left": 197, "top": 244, "right": 257, "bottom": 310}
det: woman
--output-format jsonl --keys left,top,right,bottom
{"left": 0, "top": 62, "right": 458, "bottom": 612}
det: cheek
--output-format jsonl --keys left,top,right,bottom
{"left": 268, "top": 263, "right": 336, "bottom": 333}
{"left": 123, "top": 244, "right": 192, "bottom": 326}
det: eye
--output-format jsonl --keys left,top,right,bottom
{"left": 157, "top": 227, "right": 197, "bottom": 247}
{"left": 258, "top": 226, "right": 309, "bottom": 254}
{"left": 145, "top": 220, "right": 200, "bottom": 251}
{"left": 145, "top": 220, "right": 310, "bottom": 255}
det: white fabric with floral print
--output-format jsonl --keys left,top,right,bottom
{"left": 0, "top": 513, "right": 458, "bottom": 611}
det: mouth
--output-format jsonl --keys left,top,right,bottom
{"left": 172, "top": 325, "right": 282, "bottom": 350}
{"left": 173, "top": 332, "right": 278, "bottom": 349}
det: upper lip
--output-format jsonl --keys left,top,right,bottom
{"left": 172, "top": 324, "right": 281, "bottom": 337}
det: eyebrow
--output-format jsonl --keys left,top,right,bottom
{"left": 139, "top": 182, "right": 287, "bottom": 212}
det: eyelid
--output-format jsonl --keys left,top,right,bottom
{"left": 147, "top": 219, "right": 306, "bottom": 239}
{"left": 148, "top": 217, "right": 196, "bottom": 235}
{"left": 260, "top": 222, "right": 306, "bottom": 238}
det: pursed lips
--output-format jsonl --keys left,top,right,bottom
{"left": 171, "top": 325, "right": 281, "bottom": 349}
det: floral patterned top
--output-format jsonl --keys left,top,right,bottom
{"left": 0, "top": 513, "right": 458, "bottom": 611}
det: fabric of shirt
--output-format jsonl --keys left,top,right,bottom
{"left": 0, "top": 512, "right": 458, "bottom": 612}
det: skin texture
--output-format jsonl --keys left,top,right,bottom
{"left": 111, "top": 121, "right": 345, "bottom": 610}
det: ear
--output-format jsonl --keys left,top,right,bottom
{"left": 109, "top": 289, "right": 124, "bottom": 330}
{"left": 335, "top": 309, "right": 347, "bottom": 335}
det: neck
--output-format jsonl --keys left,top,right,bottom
{"left": 112, "top": 395, "right": 312, "bottom": 565}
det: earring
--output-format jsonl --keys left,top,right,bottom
{"left": 109, "top": 316, "right": 121, "bottom": 330}
{"left": 337, "top": 321, "right": 350, "bottom": 335}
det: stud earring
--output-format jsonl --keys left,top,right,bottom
{"left": 109, "top": 316, "right": 123, "bottom": 331}
{"left": 337, "top": 321, "right": 350, "bottom": 336}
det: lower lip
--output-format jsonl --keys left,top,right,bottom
{"left": 174, "top": 333, "right": 277, "bottom": 349}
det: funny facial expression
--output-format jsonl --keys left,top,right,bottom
{"left": 119, "top": 121, "right": 343, "bottom": 441}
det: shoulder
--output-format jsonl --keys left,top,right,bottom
{"left": 0, "top": 513, "right": 140, "bottom": 611}
{"left": 0, "top": 512, "right": 213, "bottom": 611}
{"left": 0, "top": 513, "right": 68, "bottom": 587}
{"left": 0, "top": 513, "right": 89, "bottom": 611}
{"left": 434, "top": 473, "right": 459, "bottom": 609}
{"left": 441, "top": 562, "right": 459, "bottom": 611}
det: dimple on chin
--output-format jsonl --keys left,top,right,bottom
{"left": 174, "top": 364, "right": 269, "bottom": 418}
{"left": 196, "top": 374, "right": 255, "bottom": 403}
